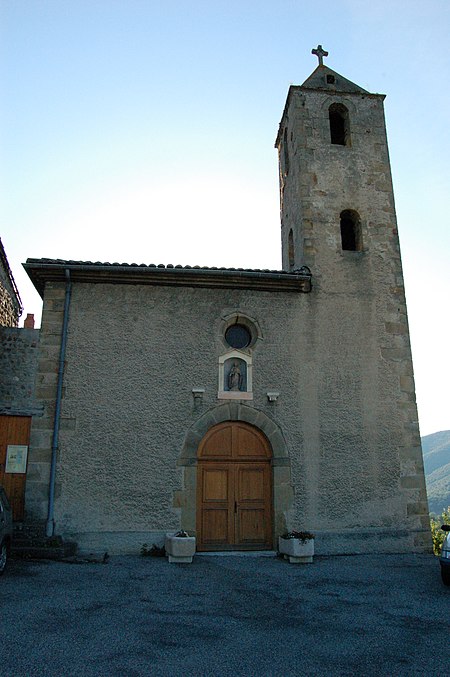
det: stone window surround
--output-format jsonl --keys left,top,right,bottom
{"left": 217, "top": 312, "right": 261, "bottom": 401}
{"left": 219, "top": 312, "right": 262, "bottom": 353}
{"left": 320, "top": 95, "right": 356, "bottom": 148}
{"left": 329, "top": 102, "right": 351, "bottom": 146}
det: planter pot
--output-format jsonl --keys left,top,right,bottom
{"left": 278, "top": 536, "right": 314, "bottom": 564}
{"left": 165, "top": 534, "right": 196, "bottom": 563}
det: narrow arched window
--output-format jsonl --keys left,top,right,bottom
{"left": 340, "top": 210, "right": 362, "bottom": 251}
{"left": 283, "top": 127, "right": 290, "bottom": 175}
{"left": 288, "top": 229, "right": 295, "bottom": 269}
{"left": 329, "top": 103, "right": 350, "bottom": 146}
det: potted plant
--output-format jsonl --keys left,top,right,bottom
{"left": 164, "top": 530, "right": 196, "bottom": 564}
{"left": 278, "top": 530, "right": 315, "bottom": 564}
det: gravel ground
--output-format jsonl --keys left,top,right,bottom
{"left": 0, "top": 553, "right": 449, "bottom": 676}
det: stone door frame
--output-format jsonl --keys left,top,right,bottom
{"left": 176, "top": 402, "right": 293, "bottom": 544}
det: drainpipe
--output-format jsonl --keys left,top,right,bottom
{"left": 46, "top": 269, "right": 72, "bottom": 537}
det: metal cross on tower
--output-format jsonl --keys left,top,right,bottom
{"left": 311, "top": 44, "right": 328, "bottom": 66}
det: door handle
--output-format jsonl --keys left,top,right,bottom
{"left": 234, "top": 501, "right": 237, "bottom": 514}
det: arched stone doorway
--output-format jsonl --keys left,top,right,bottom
{"left": 176, "top": 403, "right": 293, "bottom": 549}
{"left": 197, "top": 421, "right": 272, "bottom": 551}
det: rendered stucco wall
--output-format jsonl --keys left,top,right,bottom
{"left": 28, "top": 277, "right": 429, "bottom": 554}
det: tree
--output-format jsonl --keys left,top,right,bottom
{"left": 430, "top": 506, "right": 450, "bottom": 555}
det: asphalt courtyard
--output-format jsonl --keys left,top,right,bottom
{"left": 1, "top": 552, "right": 449, "bottom": 676}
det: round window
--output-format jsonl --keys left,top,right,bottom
{"left": 225, "top": 324, "right": 251, "bottom": 349}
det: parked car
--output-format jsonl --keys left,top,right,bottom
{"left": 440, "top": 524, "right": 450, "bottom": 586}
{"left": 0, "top": 486, "right": 13, "bottom": 575}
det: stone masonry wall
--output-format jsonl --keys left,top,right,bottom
{"left": 0, "top": 327, "right": 40, "bottom": 414}
{"left": 0, "top": 244, "right": 21, "bottom": 326}
{"left": 25, "top": 284, "right": 64, "bottom": 520}
{"left": 276, "top": 85, "right": 429, "bottom": 552}
{"left": 0, "top": 280, "right": 19, "bottom": 327}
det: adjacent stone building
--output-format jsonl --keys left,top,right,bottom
{"left": 21, "top": 59, "right": 430, "bottom": 554}
{"left": 0, "top": 240, "right": 40, "bottom": 520}
{"left": 0, "top": 238, "right": 22, "bottom": 328}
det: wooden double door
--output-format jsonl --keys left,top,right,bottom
{"left": 196, "top": 422, "right": 273, "bottom": 551}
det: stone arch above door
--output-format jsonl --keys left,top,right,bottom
{"left": 175, "top": 403, "right": 293, "bottom": 543}
{"left": 179, "top": 402, "right": 289, "bottom": 468}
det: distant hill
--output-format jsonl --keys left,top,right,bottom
{"left": 421, "top": 431, "right": 450, "bottom": 515}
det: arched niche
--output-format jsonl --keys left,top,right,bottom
{"left": 218, "top": 350, "right": 252, "bottom": 400}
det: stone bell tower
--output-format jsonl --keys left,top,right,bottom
{"left": 274, "top": 47, "right": 430, "bottom": 552}
{"left": 276, "top": 45, "right": 397, "bottom": 278}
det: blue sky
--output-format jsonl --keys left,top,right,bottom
{"left": 1, "top": 0, "right": 449, "bottom": 435}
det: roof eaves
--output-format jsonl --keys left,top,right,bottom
{"left": 23, "top": 259, "right": 313, "bottom": 297}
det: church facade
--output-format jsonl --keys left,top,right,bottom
{"left": 22, "top": 60, "right": 430, "bottom": 554}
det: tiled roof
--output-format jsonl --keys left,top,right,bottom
{"left": 24, "top": 258, "right": 312, "bottom": 297}
{"left": 25, "top": 258, "right": 288, "bottom": 273}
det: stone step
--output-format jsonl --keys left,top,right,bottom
{"left": 13, "top": 522, "right": 46, "bottom": 537}
{"left": 12, "top": 540, "right": 78, "bottom": 560}
{"left": 12, "top": 524, "right": 77, "bottom": 560}
{"left": 13, "top": 532, "right": 63, "bottom": 544}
